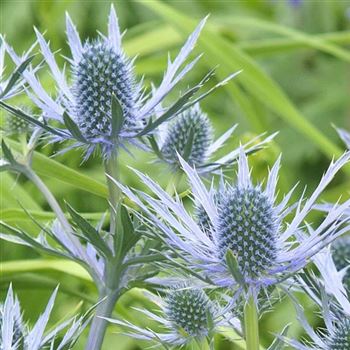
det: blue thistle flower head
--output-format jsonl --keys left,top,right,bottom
{"left": 72, "top": 40, "right": 139, "bottom": 143}
{"left": 160, "top": 104, "right": 212, "bottom": 168}
{"left": 216, "top": 184, "right": 279, "bottom": 279}
{"left": 114, "top": 149, "right": 350, "bottom": 292}
{"left": 4, "top": 106, "right": 33, "bottom": 135}
{"left": 105, "top": 285, "right": 238, "bottom": 347}
{"left": 164, "top": 286, "right": 214, "bottom": 338}
{"left": 329, "top": 319, "right": 350, "bottom": 350}
{"left": 154, "top": 102, "right": 277, "bottom": 174}
{"left": 4, "top": 6, "right": 240, "bottom": 160}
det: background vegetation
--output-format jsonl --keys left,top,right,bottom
{"left": 1, "top": 0, "right": 350, "bottom": 348}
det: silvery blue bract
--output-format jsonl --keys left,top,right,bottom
{"left": 154, "top": 103, "right": 276, "bottom": 174}
{"left": 4, "top": 6, "right": 211, "bottom": 159}
{"left": 105, "top": 285, "right": 238, "bottom": 347}
{"left": 111, "top": 149, "right": 350, "bottom": 294}
{"left": 0, "top": 285, "right": 89, "bottom": 350}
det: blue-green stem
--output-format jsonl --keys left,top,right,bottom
{"left": 104, "top": 151, "right": 121, "bottom": 235}
{"left": 85, "top": 284, "right": 121, "bottom": 350}
{"left": 85, "top": 153, "right": 122, "bottom": 350}
{"left": 244, "top": 295, "right": 260, "bottom": 350}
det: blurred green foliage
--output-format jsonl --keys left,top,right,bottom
{"left": 1, "top": 0, "right": 350, "bottom": 349}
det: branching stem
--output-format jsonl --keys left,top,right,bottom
{"left": 244, "top": 294, "right": 260, "bottom": 350}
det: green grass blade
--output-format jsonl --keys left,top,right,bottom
{"left": 0, "top": 259, "right": 92, "bottom": 281}
{"left": 6, "top": 139, "right": 108, "bottom": 198}
{"left": 0, "top": 208, "right": 106, "bottom": 223}
{"left": 138, "top": 0, "right": 342, "bottom": 161}
{"left": 1, "top": 173, "right": 42, "bottom": 210}
{"left": 220, "top": 17, "right": 350, "bottom": 63}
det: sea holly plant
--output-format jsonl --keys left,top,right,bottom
{"left": 0, "top": 4, "right": 241, "bottom": 350}
{"left": 283, "top": 274, "right": 350, "bottom": 350}
{"left": 0, "top": 5, "right": 234, "bottom": 160}
{"left": 150, "top": 102, "right": 277, "bottom": 176}
{"left": 111, "top": 149, "right": 350, "bottom": 349}
{"left": 1, "top": 2, "right": 350, "bottom": 350}
{"left": 0, "top": 285, "right": 91, "bottom": 349}
{"left": 105, "top": 285, "right": 241, "bottom": 349}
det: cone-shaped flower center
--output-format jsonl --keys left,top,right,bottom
{"left": 332, "top": 237, "right": 350, "bottom": 291}
{"left": 328, "top": 319, "right": 350, "bottom": 350}
{"left": 216, "top": 186, "right": 278, "bottom": 278}
{"left": 161, "top": 105, "right": 212, "bottom": 167}
{"left": 73, "top": 42, "right": 137, "bottom": 140}
{"left": 165, "top": 287, "right": 213, "bottom": 338}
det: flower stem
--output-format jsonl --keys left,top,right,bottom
{"left": 244, "top": 294, "right": 260, "bottom": 350}
{"left": 85, "top": 289, "right": 120, "bottom": 350}
{"left": 85, "top": 152, "right": 122, "bottom": 350}
{"left": 25, "top": 168, "right": 72, "bottom": 233}
{"left": 23, "top": 167, "right": 103, "bottom": 277}
{"left": 104, "top": 152, "right": 120, "bottom": 235}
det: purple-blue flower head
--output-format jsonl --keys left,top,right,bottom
{"left": 111, "top": 149, "right": 350, "bottom": 293}
{"left": 4, "top": 6, "right": 215, "bottom": 159}
{"left": 105, "top": 285, "right": 239, "bottom": 347}
{"left": 154, "top": 103, "right": 276, "bottom": 175}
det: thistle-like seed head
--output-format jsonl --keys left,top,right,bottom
{"left": 328, "top": 319, "right": 350, "bottom": 350}
{"left": 332, "top": 236, "right": 350, "bottom": 291}
{"left": 216, "top": 186, "right": 278, "bottom": 278}
{"left": 164, "top": 287, "right": 214, "bottom": 338}
{"left": 161, "top": 104, "right": 212, "bottom": 167}
{"left": 4, "top": 110, "right": 32, "bottom": 135}
{"left": 73, "top": 41, "right": 137, "bottom": 141}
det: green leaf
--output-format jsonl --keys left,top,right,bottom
{"left": 0, "top": 101, "right": 65, "bottom": 137}
{"left": 239, "top": 31, "right": 350, "bottom": 57}
{"left": 139, "top": 1, "right": 342, "bottom": 161}
{"left": 111, "top": 94, "right": 124, "bottom": 137}
{"left": 1, "top": 139, "right": 15, "bottom": 164}
{"left": 114, "top": 205, "right": 141, "bottom": 261}
{"left": 0, "top": 258, "right": 92, "bottom": 281}
{"left": 0, "top": 221, "right": 67, "bottom": 258}
{"left": 66, "top": 203, "right": 112, "bottom": 258}
{"left": 63, "top": 112, "right": 87, "bottom": 143}
{"left": 119, "top": 206, "right": 141, "bottom": 257}
{"left": 1, "top": 172, "right": 42, "bottom": 210}
{"left": 182, "top": 127, "right": 195, "bottom": 162}
{"left": 0, "top": 208, "right": 106, "bottom": 223}
{"left": 225, "top": 249, "right": 245, "bottom": 286}
{"left": 223, "top": 17, "right": 350, "bottom": 63}
{"left": 148, "top": 135, "right": 164, "bottom": 160}
{"left": 0, "top": 55, "right": 34, "bottom": 98}
{"left": 0, "top": 273, "right": 96, "bottom": 303}
{"left": 6, "top": 139, "right": 108, "bottom": 198}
